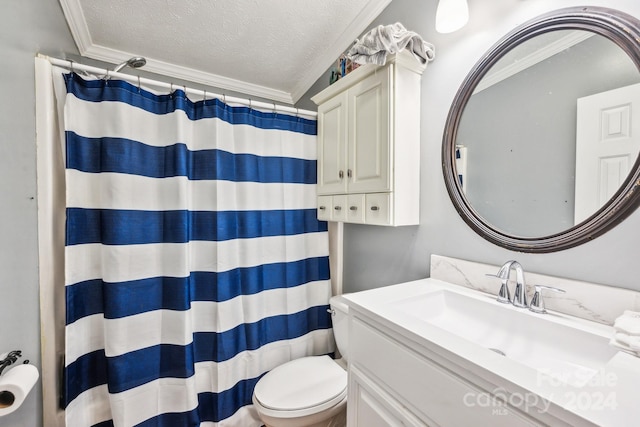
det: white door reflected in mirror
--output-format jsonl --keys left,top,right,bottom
{"left": 575, "top": 82, "right": 640, "bottom": 224}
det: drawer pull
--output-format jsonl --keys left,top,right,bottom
{"left": 334, "top": 206, "right": 342, "bottom": 211}
{"left": 347, "top": 169, "right": 352, "bottom": 178}
{"left": 339, "top": 170, "right": 344, "bottom": 179}
{"left": 319, "top": 206, "right": 326, "bottom": 210}
{"left": 370, "top": 206, "right": 380, "bottom": 211}
{"left": 350, "top": 206, "right": 358, "bottom": 211}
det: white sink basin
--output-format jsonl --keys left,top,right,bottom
{"left": 391, "top": 288, "right": 617, "bottom": 387}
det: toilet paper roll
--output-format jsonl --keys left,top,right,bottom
{"left": 0, "top": 364, "right": 39, "bottom": 417}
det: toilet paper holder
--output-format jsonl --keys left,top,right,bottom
{"left": 0, "top": 350, "right": 27, "bottom": 376}
{"left": 0, "top": 350, "right": 38, "bottom": 416}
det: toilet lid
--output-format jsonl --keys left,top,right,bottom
{"left": 254, "top": 355, "right": 347, "bottom": 411}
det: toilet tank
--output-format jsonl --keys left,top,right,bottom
{"left": 329, "top": 295, "right": 350, "bottom": 362}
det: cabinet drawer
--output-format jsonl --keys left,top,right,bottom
{"left": 346, "top": 194, "right": 366, "bottom": 223}
{"left": 350, "top": 316, "right": 540, "bottom": 427}
{"left": 317, "top": 196, "right": 332, "bottom": 221}
{"left": 332, "top": 195, "right": 347, "bottom": 222}
{"left": 365, "top": 193, "right": 391, "bottom": 225}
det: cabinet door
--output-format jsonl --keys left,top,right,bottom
{"left": 348, "top": 68, "right": 391, "bottom": 193}
{"left": 317, "top": 91, "right": 348, "bottom": 195}
{"left": 349, "top": 366, "right": 429, "bottom": 427}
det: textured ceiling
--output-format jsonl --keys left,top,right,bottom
{"left": 59, "top": 0, "right": 392, "bottom": 103}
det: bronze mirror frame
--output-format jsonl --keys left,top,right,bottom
{"left": 442, "top": 6, "right": 640, "bottom": 253}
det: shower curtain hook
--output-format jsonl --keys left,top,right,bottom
{"left": 272, "top": 102, "right": 277, "bottom": 113}
{"left": 203, "top": 89, "right": 207, "bottom": 104}
{"left": 222, "top": 93, "right": 226, "bottom": 104}
{"left": 69, "top": 61, "right": 74, "bottom": 74}
{"left": 249, "top": 99, "right": 253, "bottom": 109}
{"left": 137, "top": 76, "right": 141, "bottom": 92}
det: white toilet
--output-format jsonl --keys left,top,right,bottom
{"left": 252, "top": 295, "right": 350, "bottom": 427}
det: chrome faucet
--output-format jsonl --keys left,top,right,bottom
{"left": 487, "top": 260, "right": 528, "bottom": 308}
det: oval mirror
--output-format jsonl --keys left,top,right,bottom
{"left": 442, "top": 6, "right": 640, "bottom": 252}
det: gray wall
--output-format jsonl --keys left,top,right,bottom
{"left": 0, "top": 1, "right": 78, "bottom": 426}
{"left": 299, "top": 0, "right": 640, "bottom": 294}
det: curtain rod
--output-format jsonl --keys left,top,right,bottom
{"left": 40, "top": 55, "right": 318, "bottom": 118}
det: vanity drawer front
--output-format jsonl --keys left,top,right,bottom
{"left": 350, "top": 316, "right": 540, "bottom": 427}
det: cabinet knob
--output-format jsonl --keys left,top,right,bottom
{"left": 347, "top": 169, "right": 352, "bottom": 178}
{"left": 334, "top": 206, "right": 342, "bottom": 211}
{"left": 349, "top": 206, "right": 357, "bottom": 211}
{"left": 339, "top": 170, "right": 344, "bottom": 179}
{"left": 370, "top": 206, "right": 379, "bottom": 211}
{"left": 319, "top": 206, "right": 326, "bottom": 210}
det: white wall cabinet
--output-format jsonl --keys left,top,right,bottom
{"left": 312, "top": 51, "right": 426, "bottom": 226}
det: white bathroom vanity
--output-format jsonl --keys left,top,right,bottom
{"left": 343, "top": 260, "right": 640, "bottom": 427}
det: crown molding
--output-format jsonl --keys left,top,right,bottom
{"left": 60, "top": 0, "right": 290, "bottom": 102}
{"left": 59, "top": 0, "right": 92, "bottom": 53}
{"left": 59, "top": 0, "right": 392, "bottom": 105}
{"left": 81, "top": 44, "right": 295, "bottom": 104}
{"left": 289, "top": 0, "right": 393, "bottom": 103}
{"left": 474, "top": 30, "right": 594, "bottom": 94}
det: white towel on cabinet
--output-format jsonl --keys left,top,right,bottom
{"left": 347, "top": 22, "right": 435, "bottom": 66}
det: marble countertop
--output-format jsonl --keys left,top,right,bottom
{"left": 430, "top": 255, "right": 640, "bottom": 326}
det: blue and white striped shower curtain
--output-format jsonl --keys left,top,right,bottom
{"left": 61, "top": 73, "right": 334, "bottom": 427}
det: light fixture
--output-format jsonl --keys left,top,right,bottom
{"left": 435, "top": 0, "right": 469, "bottom": 33}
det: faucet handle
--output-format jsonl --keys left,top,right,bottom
{"left": 529, "top": 285, "right": 566, "bottom": 314}
{"left": 485, "top": 273, "right": 511, "bottom": 304}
